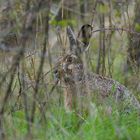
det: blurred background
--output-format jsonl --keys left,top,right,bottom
{"left": 0, "top": 0, "right": 140, "bottom": 139}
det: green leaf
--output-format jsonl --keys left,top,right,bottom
{"left": 97, "top": 4, "right": 109, "bottom": 14}
{"left": 135, "top": 23, "right": 140, "bottom": 32}
{"left": 50, "top": 19, "right": 76, "bottom": 27}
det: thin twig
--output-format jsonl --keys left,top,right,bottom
{"left": 30, "top": 0, "right": 51, "bottom": 123}
{"left": 92, "top": 27, "right": 140, "bottom": 36}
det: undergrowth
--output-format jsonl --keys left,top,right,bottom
{"left": 4, "top": 104, "right": 140, "bottom": 140}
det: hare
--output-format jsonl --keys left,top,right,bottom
{"left": 54, "top": 25, "right": 140, "bottom": 114}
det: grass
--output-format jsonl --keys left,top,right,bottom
{"left": 3, "top": 103, "right": 140, "bottom": 140}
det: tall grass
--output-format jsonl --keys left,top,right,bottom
{"left": 3, "top": 105, "right": 140, "bottom": 140}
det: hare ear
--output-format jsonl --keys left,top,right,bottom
{"left": 67, "top": 26, "right": 80, "bottom": 55}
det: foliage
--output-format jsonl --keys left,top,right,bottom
{"left": 0, "top": 0, "right": 140, "bottom": 140}
{"left": 4, "top": 106, "right": 140, "bottom": 140}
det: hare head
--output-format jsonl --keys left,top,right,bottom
{"left": 54, "top": 25, "right": 92, "bottom": 84}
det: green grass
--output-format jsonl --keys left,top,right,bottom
{"left": 3, "top": 105, "right": 140, "bottom": 140}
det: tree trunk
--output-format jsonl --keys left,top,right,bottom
{"left": 127, "top": 0, "right": 140, "bottom": 71}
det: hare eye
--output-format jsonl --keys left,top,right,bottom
{"left": 54, "top": 69, "right": 58, "bottom": 74}
{"left": 67, "top": 57, "right": 73, "bottom": 63}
